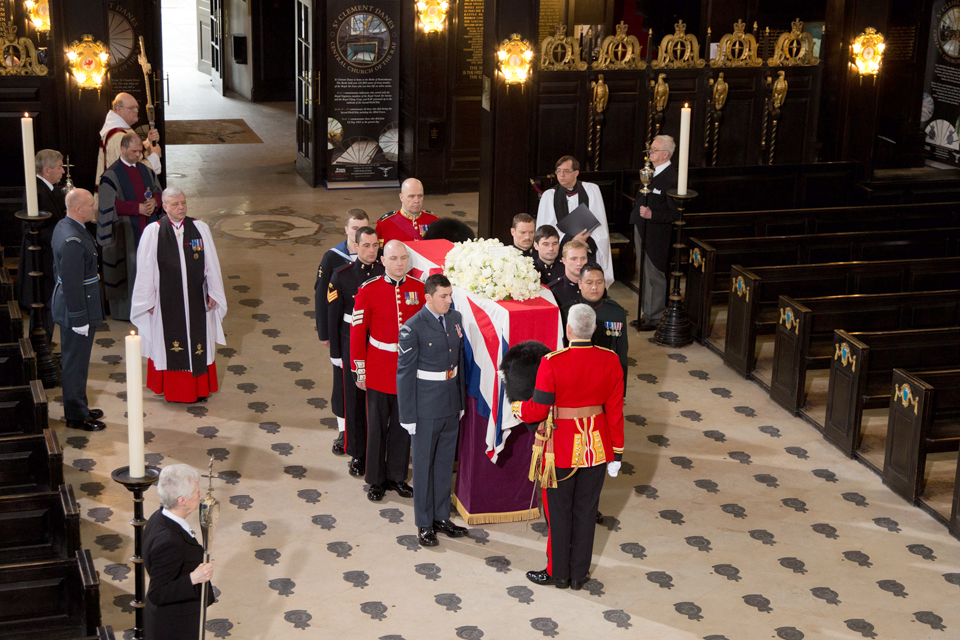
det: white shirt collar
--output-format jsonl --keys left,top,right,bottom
{"left": 120, "top": 157, "right": 137, "bottom": 168}
{"left": 161, "top": 508, "right": 195, "bottom": 538}
{"left": 38, "top": 176, "right": 54, "bottom": 191}
{"left": 654, "top": 160, "right": 671, "bottom": 177}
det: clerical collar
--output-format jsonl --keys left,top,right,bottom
{"left": 399, "top": 208, "right": 420, "bottom": 220}
{"left": 120, "top": 157, "right": 138, "bottom": 168}
{"left": 570, "top": 339, "right": 592, "bottom": 348}
{"left": 161, "top": 508, "right": 195, "bottom": 538}
{"left": 38, "top": 176, "right": 54, "bottom": 191}
{"left": 654, "top": 160, "right": 671, "bottom": 177}
{"left": 385, "top": 274, "right": 405, "bottom": 286}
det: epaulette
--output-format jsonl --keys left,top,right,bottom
{"left": 360, "top": 276, "right": 381, "bottom": 288}
{"left": 595, "top": 345, "right": 615, "bottom": 354}
{"left": 405, "top": 274, "right": 423, "bottom": 283}
{"left": 379, "top": 210, "right": 398, "bottom": 221}
{"left": 544, "top": 346, "right": 571, "bottom": 359}
{"left": 333, "top": 261, "right": 353, "bottom": 275}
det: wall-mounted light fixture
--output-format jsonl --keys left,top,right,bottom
{"left": 417, "top": 0, "right": 448, "bottom": 33}
{"left": 852, "top": 27, "right": 884, "bottom": 81}
{"left": 67, "top": 34, "right": 109, "bottom": 96}
{"left": 497, "top": 33, "right": 533, "bottom": 84}
{"left": 24, "top": 0, "right": 51, "bottom": 32}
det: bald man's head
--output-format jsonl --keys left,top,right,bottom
{"left": 382, "top": 240, "right": 410, "bottom": 279}
{"left": 399, "top": 178, "right": 424, "bottom": 216}
{"left": 65, "top": 188, "right": 96, "bottom": 224}
{"left": 112, "top": 93, "right": 140, "bottom": 126}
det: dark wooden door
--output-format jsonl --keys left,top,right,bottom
{"left": 295, "top": 0, "right": 322, "bottom": 186}
{"left": 210, "top": 0, "right": 225, "bottom": 94}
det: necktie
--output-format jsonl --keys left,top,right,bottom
{"left": 438, "top": 314, "right": 445, "bottom": 332}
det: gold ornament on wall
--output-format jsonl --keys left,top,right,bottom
{"left": 653, "top": 73, "right": 669, "bottom": 113}
{"left": 497, "top": 33, "right": 534, "bottom": 84}
{"left": 540, "top": 25, "right": 587, "bottom": 71}
{"left": 416, "top": 0, "right": 448, "bottom": 33}
{"left": 852, "top": 27, "right": 885, "bottom": 78}
{"left": 592, "top": 21, "right": 646, "bottom": 70}
{"left": 67, "top": 34, "right": 110, "bottom": 96}
{"left": 0, "top": 24, "right": 48, "bottom": 76}
{"left": 24, "top": 0, "right": 51, "bottom": 33}
{"left": 767, "top": 19, "right": 820, "bottom": 67}
{"left": 652, "top": 20, "right": 705, "bottom": 69}
{"left": 710, "top": 20, "right": 761, "bottom": 67}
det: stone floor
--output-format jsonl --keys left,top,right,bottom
{"left": 49, "top": 4, "right": 960, "bottom": 639}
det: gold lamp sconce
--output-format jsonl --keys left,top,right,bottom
{"left": 67, "top": 34, "right": 109, "bottom": 97}
{"left": 24, "top": 0, "right": 51, "bottom": 33}
{"left": 497, "top": 33, "right": 534, "bottom": 86}
{"left": 417, "top": 0, "right": 448, "bottom": 33}
{"left": 852, "top": 27, "right": 885, "bottom": 83}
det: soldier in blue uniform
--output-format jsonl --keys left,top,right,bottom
{"left": 50, "top": 189, "right": 106, "bottom": 431}
{"left": 397, "top": 273, "right": 468, "bottom": 547}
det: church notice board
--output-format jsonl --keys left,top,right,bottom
{"left": 326, "top": 0, "right": 400, "bottom": 184}
{"left": 923, "top": 0, "right": 960, "bottom": 166}
{"left": 405, "top": 240, "right": 563, "bottom": 524}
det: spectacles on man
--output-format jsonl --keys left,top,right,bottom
{"left": 121, "top": 104, "right": 140, "bottom": 111}
{"left": 555, "top": 169, "right": 576, "bottom": 175}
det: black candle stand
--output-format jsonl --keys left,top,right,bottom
{"left": 653, "top": 189, "right": 697, "bottom": 348}
{"left": 15, "top": 210, "right": 60, "bottom": 387}
{"left": 111, "top": 466, "right": 161, "bottom": 640}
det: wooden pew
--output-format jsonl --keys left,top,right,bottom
{"left": 823, "top": 328, "right": 960, "bottom": 457}
{"left": 723, "top": 258, "right": 960, "bottom": 377}
{"left": 0, "top": 549, "right": 101, "bottom": 639}
{"left": 882, "top": 369, "right": 960, "bottom": 507}
{"left": 768, "top": 291, "right": 960, "bottom": 413}
{"left": 0, "top": 484, "right": 80, "bottom": 564}
{"left": 687, "top": 227, "right": 960, "bottom": 341}
{"left": 0, "top": 267, "right": 12, "bottom": 304}
{"left": 0, "top": 381, "right": 48, "bottom": 437}
{"left": 0, "top": 430, "right": 63, "bottom": 496}
{"left": 0, "top": 339, "right": 36, "bottom": 386}
{"left": 0, "top": 301, "right": 23, "bottom": 342}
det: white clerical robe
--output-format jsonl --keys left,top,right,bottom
{"left": 130, "top": 220, "right": 227, "bottom": 370}
{"left": 536, "top": 181, "right": 614, "bottom": 287}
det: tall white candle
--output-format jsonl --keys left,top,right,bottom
{"left": 21, "top": 114, "right": 38, "bottom": 217}
{"left": 678, "top": 103, "right": 691, "bottom": 196}
{"left": 125, "top": 331, "right": 145, "bottom": 477}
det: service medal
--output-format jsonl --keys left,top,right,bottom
{"left": 405, "top": 291, "right": 419, "bottom": 305}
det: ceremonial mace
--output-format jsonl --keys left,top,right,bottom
{"left": 634, "top": 155, "right": 654, "bottom": 331}
{"left": 198, "top": 457, "right": 221, "bottom": 640}
{"left": 138, "top": 37, "right": 160, "bottom": 156}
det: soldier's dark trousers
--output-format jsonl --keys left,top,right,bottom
{"left": 342, "top": 366, "right": 367, "bottom": 459}
{"left": 544, "top": 464, "right": 605, "bottom": 582}
{"left": 365, "top": 388, "right": 410, "bottom": 485}
{"left": 411, "top": 414, "right": 459, "bottom": 528}
{"left": 331, "top": 363, "right": 344, "bottom": 419}
{"left": 60, "top": 324, "right": 96, "bottom": 421}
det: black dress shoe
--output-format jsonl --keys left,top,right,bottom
{"left": 571, "top": 574, "right": 590, "bottom": 591}
{"left": 596, "top": 511, "right": 604, "bottom": 525}
{"left": 67, "top": 417, "right": 106, "bottom": 432}
{"left": 629, "top": 319, "right": 641, "bottom": 328}
{"left": 417, "top": 527, "right": 438, "bottom": 547}
{"left": 433, "top": 519, "right": 467, "bottom": 538}
{"left": 367, "top": 484, "right": 385, "bottom": 501}
{"left": 526, "top": 569, "right": 569, "bottom": 589}
{"left": 386, "top": 480, "right": 413, "bottom": 498}
{"left": 638, "top": 321, "right": 659, "bottom": 332}
{"left": 348, "top": 458, "right": 365, "bottom": 477}
{"left": 88, "top": 408, "right": 104, "bottom": 421}
{"left": 331, "top": 432, "right": 345, "bottom": 456}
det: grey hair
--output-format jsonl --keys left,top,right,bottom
{"left": 162, "top": 186, "right": 185, "bottom": 204}
{"left": 35, "top": 149, "right": 62, "bottom": 174}
{"left": 567, "top": 304, "right": 597, "bottom": 340}
{"left": 157, "top": 464, "right": 200, "bottom": 509}
{"left": 111, "top": 94, "right": 127, "bottom": 111}
{"left": 654, "top": 134, "right": 676, "bottom": 159}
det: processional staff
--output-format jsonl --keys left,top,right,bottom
{"left": 198, "top": 457, "right": 221, "bottom": 640}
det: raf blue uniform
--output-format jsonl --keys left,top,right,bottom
{"left": 397, "top": 305, "right": 466, "bottom": 531}
{"left": 50, "top": 216, "right": 104, "bottom": 422}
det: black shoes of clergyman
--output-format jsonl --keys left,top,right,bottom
{"left": 367, "top": 484, "right": 385, "bottom": 501}
{"left": 67, "top": 417, "right": 106, "bottom": 432}
{"left": 526, "top": 569, "right": 569, "bottom": 589}
{"left": 638, "top": 321, "right": 658, "bottom": 332}
{"left": 348, "top": 457, "right": 365, "bottom": 477}
{"left": 418, "top": 526, "right": 438, "bottom": 547}
{"left": 433, "top": 519, "right": 468, "bottom": 538}
{"left": 88, "top": 408, "right": 104, "bottom": 421}
{"left": 332, "top": 432, "right": 345, "bottom": 456}
{"left": 386, "top": 480, "right": 413, "bottom": 498}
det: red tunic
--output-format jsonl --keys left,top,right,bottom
{"left": 350, "top": 275, "right": 425, "bottom": 394}
{"left": 519, "top": 340, "right": 625, "bottom": 467}
{"left": 375, "top": 209, "right": 439, "bottom": 248}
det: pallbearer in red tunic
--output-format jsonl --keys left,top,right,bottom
{"left": 351, "top": 240, "right": 424, "bottom": 501}
{"left": 131, "top": 187, "right": 227, "bottom": 403}
{"left": 375, "top": 178, "right": 438, "bottom": 248}
{"left": 516, "top": 304, "right": 624, "bottom": 591}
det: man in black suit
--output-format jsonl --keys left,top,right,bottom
{"left": 629, "top": 134, "right": 679, "bottom": 331}
{"left": 50, "top": 189, "right": 105, "bottom": 432}
{"left": 397, "top": 274, "right": 468, "bottom": 547}
{"left": 143, "top": 464, "right": 214, "bottom": 640}
{"left": 16, "top": 149, "right": 66, "bottom": 337}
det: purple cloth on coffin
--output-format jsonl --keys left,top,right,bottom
{"left": 454, "top": 395, "right": 539, "bottom": 523}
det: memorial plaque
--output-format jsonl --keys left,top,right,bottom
{"left": 538, "top": 0, "right": 564, "bottom": 47}
{"left": 884, "top": 26, "right": 917, "bottom": 63}
{"left": 458, "top": 0, "right": 483, "bottom": 83}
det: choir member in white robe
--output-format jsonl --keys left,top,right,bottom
{"left": 131, "top": 187, "right": 226, "bottom": 403}
{"left": 536, "top": 155, "right": 614, "bottom": 288}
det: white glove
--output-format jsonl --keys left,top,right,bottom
{"left": 607, "top": 461, "right": 621, "bottom": 478}
{"left": 72, "top": 324, "right": 89, "bottom": 337}
{"left": 401, "top": 423, "right": 416, "bottom": 436}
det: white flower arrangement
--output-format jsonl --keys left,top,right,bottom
{"left": 443, "top": 238, "right": 542, "bottom": 301}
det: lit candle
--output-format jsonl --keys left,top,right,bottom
{"left": 21, "top": 114, "right": 38, "bottom": 217}
{"left": 125, "top": 331, "right": 145, "bottom": 477}
{"left": 678, "top": 103, "right": 691, "bottom": 196}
